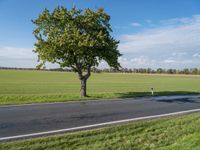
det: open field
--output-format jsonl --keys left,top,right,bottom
{"left": 0, "top": 69, "right": 200, "bottom": 105}
{"left": 0, "top": 112, "right": 200, "bottom": 149}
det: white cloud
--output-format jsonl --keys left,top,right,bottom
{"left": 118, "top": 57, "right": 129, "bottom": 66}
{"left": 163, "top": 58, "right": 194, "bottom": 65}
{"left": 120, "top": 15, "right": 200, "bottom": 53}
{"left": 131, "top": 22, "right": 141, "bottom": 27}
{"left": 160, "top": 17, "right": 194, "bottom": 25}
{"left": 117, "top": 56, "right": 156, "bottom": 68}
{"left": 193, "top": 53, "right": 200, "bottom": 58}
{"left": 171, "top": 52, "right": 187, "bottom": 57}
{"left": 118, "top": 14, "right": 200, "bottom": 68}
{"left": 131, "top": 56, "right": 149, "bottom": 65}
{"left": 0, "top": 46, "right": 59, "bottom": 68}
{"left": 0, "top": 46, "right": 35, "bottom": 59}
{"left": 163, "top": 58, "right": 176, "bottom": 63}
{"left": 0, "top": 46, "right": 37, "bottom": 67}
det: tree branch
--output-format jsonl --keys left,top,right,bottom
{"left": 83, "top": 65, "right": 91, "bottom": 80}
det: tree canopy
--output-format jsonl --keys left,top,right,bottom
{"left": 32, "top": 6, "right": 121, "bottom": 96}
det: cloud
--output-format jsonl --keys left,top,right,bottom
{"left": 0, "top": 46, "right": 38, "bottom": 67}
{"left": 171, "top": 52, "right": 187, "bottom": 57}
{"left": 0, "top": 46, "right": 35, "bottom": 59}
{"left": 0, "top": 46, "right": 61, "bottom": 68}
{"left": 160, "top": 17, "right": 192, "bottom": 25}
{"left": 163, "top": 58, "right": 194, "bottom": 65}
{"left": 119, "top": 15, "right": 200, "bottom": 53}
{"left": 130, "top": 22, "right": 141, "bottom": 27}
{"left": 117, "top": 56, "right": 156, "bottom": 68}
{"left": 130, "top": 56, "right": 154, "bottom": 65}
{"left": 163, "top": 58, "right": 176, "bottom": 63}
{"left": 193, "top": 53, "right": 200, "bottom": 58}
{"left": 118, "top": 57, "right": 129, "bottom": 66}
{"left": 118, "top": 14, "right": 200, "bottom": 68}
{"left": 130, "top": 56, "right": 147, "bottom": 65}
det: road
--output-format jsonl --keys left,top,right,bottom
{"left": 0, "top": 95, "right": 200, "bottom": 141}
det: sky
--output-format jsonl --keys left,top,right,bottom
{"left": 0, "top": 0, "right": 200, "bottom": 69}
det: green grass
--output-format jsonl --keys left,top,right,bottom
{"left": 1, "top": 112, "right": 200, "bottom": 150}
{"left": 0, "top": 69, "right": 200, "bottom": 105}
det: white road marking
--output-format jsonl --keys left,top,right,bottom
{"left": 0, "top": 108, "right": 200, "bottom": 141}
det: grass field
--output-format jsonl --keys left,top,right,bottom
{"left": 1, "top": 112, "right": 200, "bottom": 149}
{"left": 0, "top": 69, "right": 200, "bottom": 105}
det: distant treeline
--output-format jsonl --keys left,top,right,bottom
{"left": 0, "top": 67, "right": 72, "bottom": 72}
{"left": 98, "top": 68, "right": 200, "bottom": 75}
{"left": 0, "top": 67, "right": 200, "bottom": 75}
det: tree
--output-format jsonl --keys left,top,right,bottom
{"left": 32, "top": 6, "right": 121, "bottom": 97}
{"left": 191, "top": 68, "right": 198, "bottom": 75}
{"left": 183, "top": 68, "right": 190, "bottom": 74}
{"left": 156, "top": 68, "right": 164, "bottom": 74}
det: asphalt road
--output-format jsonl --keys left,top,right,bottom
{"left": 0, "top": 95, "right": 200, "bottom": 141}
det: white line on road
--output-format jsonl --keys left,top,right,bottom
{"left": 1, "top": 108, "right": 200, "bottom": 141}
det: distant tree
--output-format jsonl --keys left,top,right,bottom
{"left": 167, "top": 69, "right": 176, "bottom": 74}
{"left": 32, "top": 6, "right": 121, "bottom": 97}
{"left": 183, "top": 68, "right": 190, "bottom": 74}
{"left": 147, "top": 68, "right": 152, "bottom": 74}
{"left": 128, "top": 68, "right": 132, "bottom": 73}
{"left": 123, "top": 68, "right": 129, "bottom": 73}
{"left": 191, "top": 68, "right": 198, "bottom": 75}
{"left": 157, "top": 68, "right": 164, "bottom": 74}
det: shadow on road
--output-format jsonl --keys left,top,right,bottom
{"left": 115, "top": 91, "right": 200, "bottom": 103}
{"left": 153, "top": 97, "right": 200, "bottom": 104}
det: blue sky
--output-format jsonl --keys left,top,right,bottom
{"left": 0, "top": 0, "right": 200, "bottom": 69}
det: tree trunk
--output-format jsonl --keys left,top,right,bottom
{"left": 77, "top": 65, "right": 91, "bottom": 97}
{"left": 80, "top": 79, "right": 87, "bottom": 97}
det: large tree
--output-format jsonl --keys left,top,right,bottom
{"left": 32, "top": 6, "right": 121, "bottom": 97}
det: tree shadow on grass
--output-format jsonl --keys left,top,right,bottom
{"left": 115, "top": 91, "right": 200, "bottom": 103}
{"left": 115, "top": 91, "right": 200, "bottom": 98}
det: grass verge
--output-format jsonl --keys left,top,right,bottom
{"left": 0, "top": 112, "right": 200, "bottom": 150}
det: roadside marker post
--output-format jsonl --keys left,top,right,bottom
{"left": 151, "top": 88, "right": 154, "bottom": 96}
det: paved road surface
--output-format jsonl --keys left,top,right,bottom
{"left": 0, "top": 95, "right": 200, "bottom": 141}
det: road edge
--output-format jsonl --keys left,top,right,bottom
{"left": 1, "top": 108, "right": 200, "bottom": 142}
